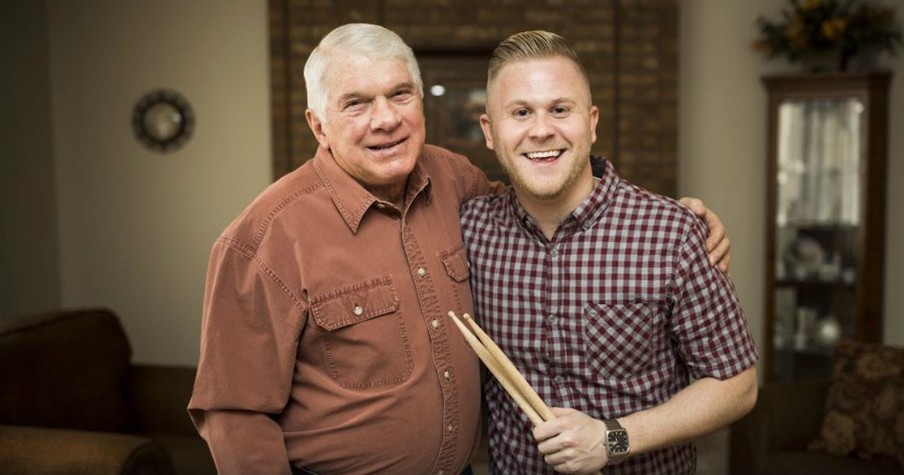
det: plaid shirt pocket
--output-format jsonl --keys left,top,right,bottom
{"left": 583, "top": 302, "right": 661, "bottom": 380}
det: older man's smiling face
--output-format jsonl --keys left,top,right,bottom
{"left": 307, "top": 54, "right": 425, "bottom": 204}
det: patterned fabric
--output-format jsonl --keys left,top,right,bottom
{"left": 460, "top": 159, "right": 758, "bottom": 475}
{"left": 809, "top": 340, "right": 904, "bottom": 467}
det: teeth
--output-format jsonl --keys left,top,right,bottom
{"left": 526, "top": 150, "right": 560, "bottom": 159}
{"left": 371, "top": 139, "right": 403, "bottom": 150}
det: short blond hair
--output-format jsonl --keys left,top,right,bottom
{"left": 486, "top": 30, "right": 590, "bottom": 92}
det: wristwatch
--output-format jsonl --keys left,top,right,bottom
{"left": 603, "top": 419, "right": 630, "bottom": 465}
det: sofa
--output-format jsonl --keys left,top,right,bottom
{"left": 730, "top": 341, "right": 904, "bottom": 475}
{"left": 0, "top": 308, "right": 216, "bottom": 475}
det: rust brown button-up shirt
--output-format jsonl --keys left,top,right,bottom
{"left": 189, "top": 144, "right": 499, "bottom": 475}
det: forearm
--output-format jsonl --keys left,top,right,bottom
{"left": 191, "top": 242, "right": 305, "bottom": 474}
{"left": 619, "top": 365, "right": 757, "bottom": 456}
{"left": 192, "top": 409, "right": 292, "bottom": 475}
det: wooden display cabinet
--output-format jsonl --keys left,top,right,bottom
{"left": 762, "top": 72, "right": 890, "bottom": 382}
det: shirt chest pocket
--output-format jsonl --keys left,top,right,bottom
{"left": 583, "top": 302, "right": 663, "bottom": 380}
{"left": 310, "top": 277, "right": 413, "bottom": 389}
{"left": 440, "top": 245, "right": 472, "bottom": 312}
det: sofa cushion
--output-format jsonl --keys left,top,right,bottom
{"left": 146, "top": 433, "right": 218, "bottom": 475}
{"left": 767, "top": 450, "right": 904, "bottom": 475}
{"left": 0, "top": 425, "right": 176, "bottom": 475}
{"left": 0, "top": 308, "right": 132, "bottom": 432}
{"left": 808, "top": 339, "right": 904, "bottom": 467}
{"left": 0, "top": 424, "right": 175, "bottom": 475}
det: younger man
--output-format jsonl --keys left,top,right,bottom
{"left": 461, "top": 31, "right": 758, "bottom": 474}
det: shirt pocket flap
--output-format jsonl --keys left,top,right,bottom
{"left": 441, "top": 246, "right": 470, "bottom": 282}
{"left": 310, "top": 278, "right": 400, "bottom": 331}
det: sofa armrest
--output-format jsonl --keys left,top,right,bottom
{"left": 729, "top": 379, "right": 831, "bottom": 475}
{"left": 127, "top": 364, "right": 198, "bottom": 436}
{"left": 0, "top": 424, "right": 175, "bottom": 475}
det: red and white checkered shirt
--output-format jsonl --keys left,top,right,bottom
{"left": 460, "top": 159, "right": 758, "bottom": 475}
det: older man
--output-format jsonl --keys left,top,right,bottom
{"left": 188, "top": 23, "right": 730, "bottom": 475}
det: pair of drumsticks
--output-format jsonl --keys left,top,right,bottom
{"left": 451, "top": 312, "right": 608, "bottom": 474}
{"left": 448, "top": 311, "right": 553, "bottom": 425}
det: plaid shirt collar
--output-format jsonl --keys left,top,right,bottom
{"left": 506, "top": 157, "right": 619, "bottom": 240}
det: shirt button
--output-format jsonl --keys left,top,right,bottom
{"left": 447, "top": 424, "right": 454, "bottom": 432}
{"left": 443, "top": 370, "right": 451, "bottom": 380}
{"left": 417, "top": 267, "right": 427, "bottom": 277}
{"left": 431, "top": 319, "right": 441, "bottom": 329}
{"left": 550, "top": 248, "right": 559, "bottom": 257}
{"left": 353, "top": 305, "right": 363, "bottom": 316}
{"left": 548, "top": 314, "right": 558, "bottom": 324}
{"left": 438, "top": 471, "right": 445, "bottom": 475}
{"left": 554, "top": 375, "right": 565, "bottom": 384}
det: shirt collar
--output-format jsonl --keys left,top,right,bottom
{"left": 312, "top": 146, "right": 432, "bottom": 234}
{"left": 571, "top": 157, "right": 619, "bottom": 230}
{"left": 508, "top": 156, "right": 620, "bottom": 236}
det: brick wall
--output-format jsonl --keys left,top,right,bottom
{"left": 270, "top": 0, "right": 677, "bottom": 196}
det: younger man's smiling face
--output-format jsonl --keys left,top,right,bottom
{"left": 480, "top": 55, "right": 599, "bottom": 207}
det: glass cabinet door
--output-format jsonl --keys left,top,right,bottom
{"left": 775, "top": 98, "right": 862, "bottom": 228}
{"left": 763, "top": 73, "right": 890, "bottom": 383}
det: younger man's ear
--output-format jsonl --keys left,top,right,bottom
{"left": 589, "top": 105, "right": 599, "bottom": 144}
{"left": 479, "top": 113, "right": 495, "bottom": 151}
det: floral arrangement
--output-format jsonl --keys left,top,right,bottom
{"left": 753, "top": 0, "right": 902, "bottom": 71}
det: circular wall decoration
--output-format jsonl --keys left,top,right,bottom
{"left": 132, "top": 89, "right": 195, "bottom": 153}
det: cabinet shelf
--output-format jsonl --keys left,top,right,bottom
{"left": 762, "top": 72, "right": 890, "bottom": 383}
{"left": 778, "top": 223, "right": 859, "bottom": 231}
{"left": 774, "top": 346, "right": 836, "bottom": 358}
{"left": 774, "top": 279, "right": 856, "bottom": 289}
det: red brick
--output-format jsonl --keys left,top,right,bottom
{"left": 269, "top": 0, "right": 677, "bottom": 195}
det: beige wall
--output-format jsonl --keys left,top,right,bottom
{"left": 0, "top": 1, "right": 60, "bottom": 318}
{"left": 4, "top": 1, "right": 901, "bottom": 366}
{"left": 679, "top": 0, "right": 904, "bottom": 355}
{"left": 46, "top": 0, "right": 271, "bottom": 365}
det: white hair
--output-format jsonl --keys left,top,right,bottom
{"left": 304, "top": 23, "right": 424, "bottom": 120}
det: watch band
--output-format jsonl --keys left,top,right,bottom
{"left": 603, "top": 418, "right": 630, "bottom": 465}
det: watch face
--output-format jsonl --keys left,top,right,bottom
{"left": 608, "top": 429, "right": 629, "bottom": 454}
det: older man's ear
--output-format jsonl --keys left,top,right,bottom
{"left": 305, "top": 109, "right": 330, "bottom": 150}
